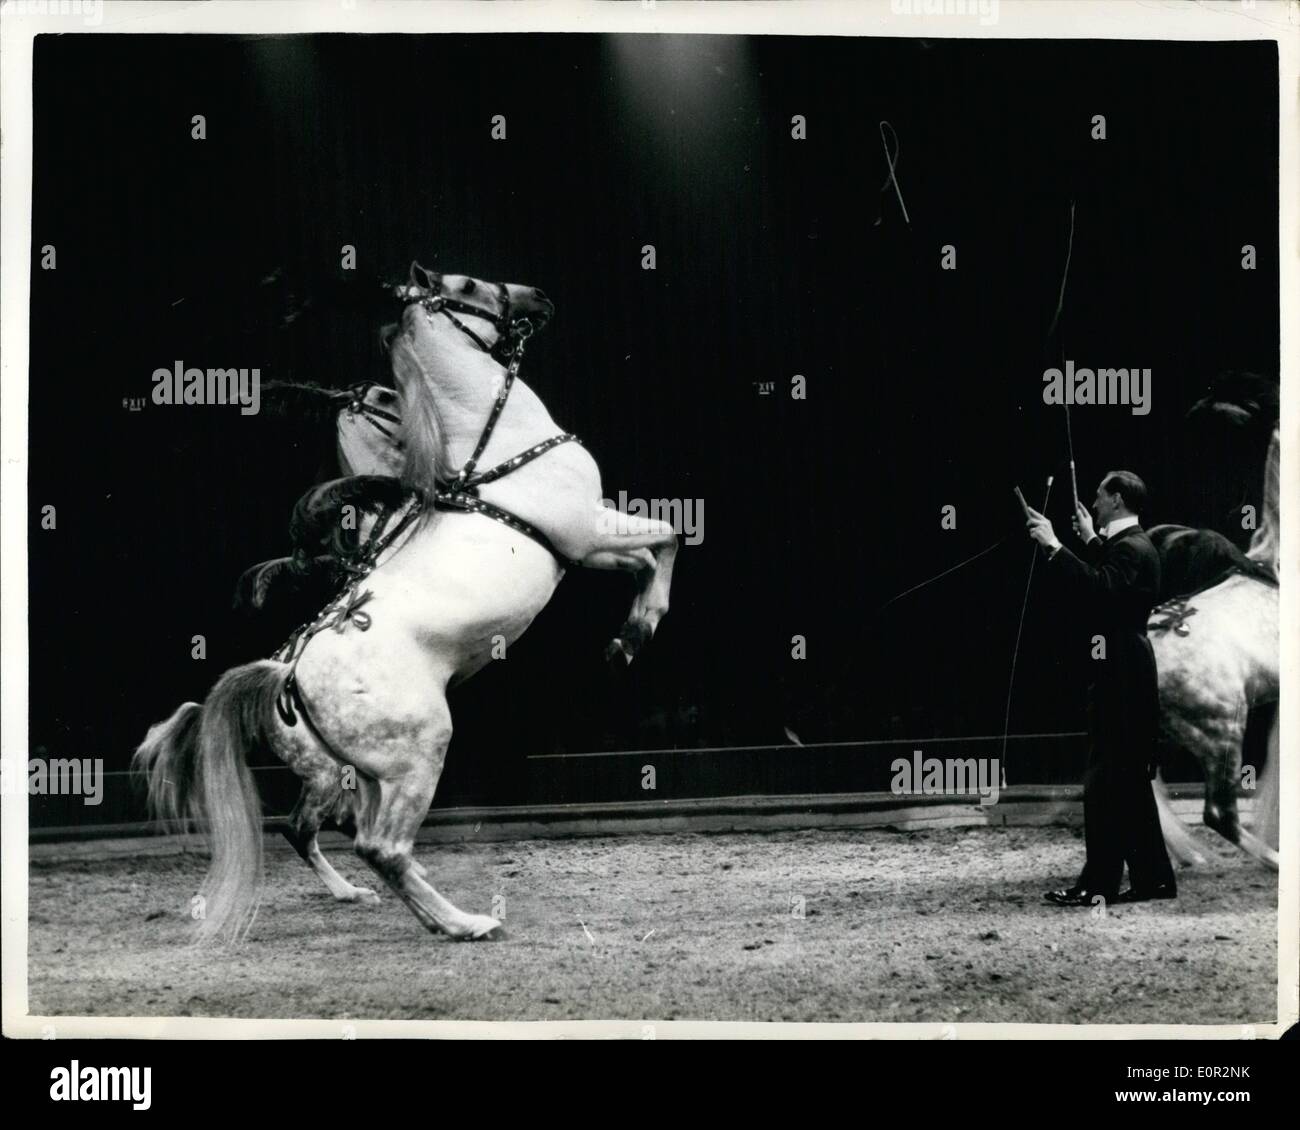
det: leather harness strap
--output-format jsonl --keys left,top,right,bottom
{"left": 273, "top": 494, "right": 423, "bottom": 727}
{"left": 429, "top": 335, "right": 582, "bottom": 568}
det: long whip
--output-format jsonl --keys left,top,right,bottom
{"left": 1049, "top": 202, "right": 1079, "bottom": 512}
{"left": 876, "top": 537, "right": 1009, "bottom": 611}
{"left": 1000, "top": 204, "right": 1081, "bottom": 785}
{"left": 1000, "top": 475, "right": 1055, "bottom": 787}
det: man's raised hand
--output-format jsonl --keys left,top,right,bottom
{"left": 1024, "top": 508, "right": 1060, "bottom": 552}
{"left": 1072, "top": 501, "right": 1096, "bottom": 542}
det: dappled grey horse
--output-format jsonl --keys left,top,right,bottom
{"left": 136, "top": 266, "right": 679, "bottom": 940}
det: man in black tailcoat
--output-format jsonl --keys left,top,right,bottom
{"left": 1025, "top": 471, "right": 1177, "bottom": 906}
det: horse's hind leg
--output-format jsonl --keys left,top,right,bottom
{"left": 1160, "top": 676, "right": 1248, "bottom": 849}
{"left": 277, "top": 733, "right": 381, "bottom": 904}
{"left": 351, "top": 714, "right": 500, "bottom": 940}
{"left": 1191, "top": 696, "right": 1251, "bottom": 849}
{"left": 1222, "top": 702, "right": 1284, "bottom": 868}
{"left": 282, "top": 781, "right": 381, "bottom": 905}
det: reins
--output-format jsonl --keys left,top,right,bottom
{"left": 262, "top": 379, "right": 402, "bottom": 440}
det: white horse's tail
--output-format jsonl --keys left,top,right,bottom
{"left": 1246, "top": 425, "right": 1279, "bottom": 576}
{"left": 1152, "top": 774, "right": 1208, "bottom": 867}
{"left": 1153, "top": 770, "right": 1279, "bottom": 871}
{"left": 133, "top": 660, "right": 289, "bottom": 944}
{"left": 1253, "top": 714, "right": 1280, "bottom": 855}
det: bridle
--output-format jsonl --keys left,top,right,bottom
{"left": 337, "top": 265, "right": 534, "bottom": 444}
{"left": 390, "top": 263, "right": 539, "bottom": 363}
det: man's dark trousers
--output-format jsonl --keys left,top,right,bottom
{"left": 1050, "top": 525, "right": 1176, "bottom": 898}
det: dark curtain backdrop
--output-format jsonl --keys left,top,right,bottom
{"left": 28, "top": 34, "right": 1278, "bottom": 804}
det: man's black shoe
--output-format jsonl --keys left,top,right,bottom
{"left": 1044, "top": 887, "right": 1110, "bottom": 907}
{"left": 1114, "top": 884, "right": 1177, "bottom": 904}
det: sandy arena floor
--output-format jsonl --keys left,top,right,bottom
{"left": 27, "top": 824, "right": 1277, "bottom": 1025}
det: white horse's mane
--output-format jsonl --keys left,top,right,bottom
{"left": 386, "top": 330, "right": 455, "bottom": 500}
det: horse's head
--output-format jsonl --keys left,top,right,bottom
{"left": 383, "top": 263, "right": 554, "bottom": 496}
{"left": 385, "top": 262, "right": 554, "bottom": 382}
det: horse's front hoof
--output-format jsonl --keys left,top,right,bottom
{"left": 604, "top": 639, "right": 634, "bottom": 666}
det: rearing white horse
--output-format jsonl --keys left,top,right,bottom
{"left": 136, "top": 265, "right": 679, "bottom": 941}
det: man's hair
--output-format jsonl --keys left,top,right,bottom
{"left": 1101, "top": 470, "right": 1148, "bottom": 516}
